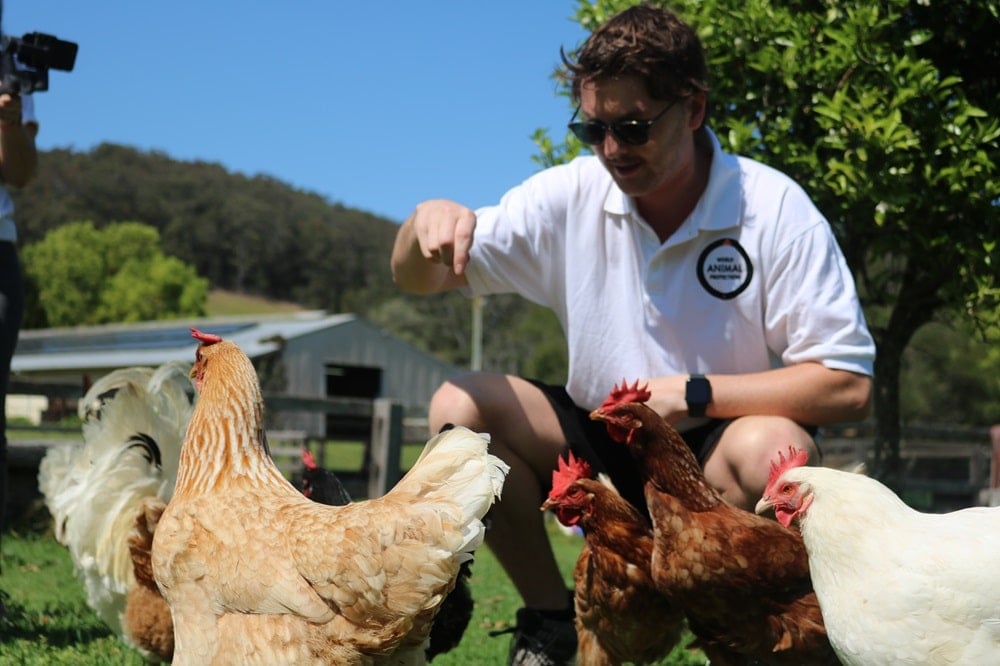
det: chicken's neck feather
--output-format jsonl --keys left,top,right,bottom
{"left": 174, "top": 344, "right": 287, "bottom": 495}
{"left": 633, "top": 421, "right": 721, "bottom": 512}
{"left": 795, "top": 468, "right": 915, "bottom": 545}
{"left": 579, "top": 479, "right": 654, "bottom": 553}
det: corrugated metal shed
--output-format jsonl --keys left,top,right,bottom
{"left": 12, "top": 311, "right": 462, "bottom": 425}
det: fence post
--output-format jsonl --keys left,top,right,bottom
{"left": 368, "top": 399, "right": 403, "bottom": 498}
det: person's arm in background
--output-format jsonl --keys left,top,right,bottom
{"left": 0, "top": 93, "right": 37, "bottom": 187}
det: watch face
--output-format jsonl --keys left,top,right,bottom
{"left": 687, "top": 378, "right": 710, "bottom": 403}
{"left": 686, "top": 376, "right": 711, "bottom": 416}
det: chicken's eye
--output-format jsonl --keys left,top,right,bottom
{"left": 781, "top": 483, "right": 794, "bottom": 496}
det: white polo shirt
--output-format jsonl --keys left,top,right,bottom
{"left": 465, "top": 128, "right": 875, "bottom": 410}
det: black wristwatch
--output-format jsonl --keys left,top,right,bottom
{"left": 685, "top": 374, "right": 712, "bottom": 417}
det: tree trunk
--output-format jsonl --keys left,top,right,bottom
{"left": 871, "top": 341, "right": 904, "bottom": 490}
{"left": 869, "top": 260, "right": 946, "bottom": 489}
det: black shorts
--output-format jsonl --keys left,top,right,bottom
{"left": 530, "top": 381, "right": 731, "bottom": 517}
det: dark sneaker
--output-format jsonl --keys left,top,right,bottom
{"left": 490, "top": 606, "right": 577, "bottom": 666}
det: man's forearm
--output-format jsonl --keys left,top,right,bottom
{"left": 644, "top": 363, "right": 872, "bottom": 426}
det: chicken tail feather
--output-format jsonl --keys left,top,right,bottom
{"left": 392, "top": 426, "right": 508, "bottom": 554}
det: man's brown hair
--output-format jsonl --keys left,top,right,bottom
{"left": 563, "top": 3, "right": 710, "bottom": 108}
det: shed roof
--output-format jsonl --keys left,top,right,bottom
{"left": 12, "top": 311, "right": 357, "bottom": 376}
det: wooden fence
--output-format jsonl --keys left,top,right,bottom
{"left": 5, "top": 390, "right": 426, "bottom": 525}
{"left": 820, "top": 422, "right": 996, "bottom": 512}
{"left": 263, "top": 394, "right": 411, "bottom": 499}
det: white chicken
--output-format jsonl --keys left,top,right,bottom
{"left": 36, "top": 361, "right": 192, "bottom": 657}
{"left": 756, "top": 447, "right": 1000, "bottom": 665}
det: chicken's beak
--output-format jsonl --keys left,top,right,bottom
{"left": 754, "top": 495, "right": 774, "bottom": 516}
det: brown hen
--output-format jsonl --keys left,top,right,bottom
{"left": 124, "top": 496, "right": 174, "bottom": 662}
{"left": 151, "top": 329, "right": 508, "bottom": 665}
{"left": 541, "top": 451, "right": 685, "bottom": 665}
{"left": 590, "top": 381, "right": 838, "bottom": 666}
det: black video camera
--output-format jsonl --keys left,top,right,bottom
{"left": 1, "top": 31, "right": 77, "bottom": 94}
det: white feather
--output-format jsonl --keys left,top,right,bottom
{"left": 36, "top": 362, "right": 193, "bottom": 638}
{"left": 778, "top": 465, "right": 1000, "bottom": 665}
{"left": 394, "top": 426, "right": 508, "bottom": 558}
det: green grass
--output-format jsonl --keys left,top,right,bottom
{"left": 0, "top": 524, "right": 506, "bottom": 663}
{"left": 1, "top": 518, "right": 705, "bottom": 665}
{"left": 205, "top": 289, "right": 306, "bottom": 316}
{"left": 1, "top": 532, "right": 148, "bottom": 665}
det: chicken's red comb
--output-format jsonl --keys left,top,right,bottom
{"left": 191, "top": 328, "right": 222, "bottom": 345}
{"left": 597, "top": 379, "right": 651, "bottom": 411}
{"left": 767, "top": 446, "right": 809, "bottom": 485}
{"left": 548, "top": 450, "right": 592, "bottom": 500}
{"left": 302, "top": 448, "right": 318, "bottom": 471}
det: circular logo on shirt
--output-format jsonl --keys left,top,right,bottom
{"left": 696, "top": 238, "right": 753, "bottom": 300}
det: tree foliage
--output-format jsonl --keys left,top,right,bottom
{"left": 21, "top": 221, "right": 208, "bottom": 327}
{"left": 13, "top": 143, "right": 400, "bottom": 315}
{"left": 367, "top": 292, "right": 568, "bottom": 385}
{"left": 902, "top": 317, "right": 1000, "bottom": 426}
{"left": 538, "top": 0, "right": 999, "bottom": 483}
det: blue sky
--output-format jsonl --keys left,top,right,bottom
{"left": 6, "top": 1, "right": 589, "bottom": 223}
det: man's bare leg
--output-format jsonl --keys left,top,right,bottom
{"left": 428, "top": 374, "right": 572, "bottom": 610}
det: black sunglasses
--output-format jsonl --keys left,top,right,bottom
{"left": 568, "top": 100, "right": 678, "bottom": 146}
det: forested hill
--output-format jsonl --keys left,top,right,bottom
{"left": 11, "top": 143, "right": 401, "bottom": 315}
{"left": 9, "top": 142, "right": 569, "bottom": 382}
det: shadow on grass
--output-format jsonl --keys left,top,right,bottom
{"left": 0, "top": 589, "right": 114, "bottom": 646}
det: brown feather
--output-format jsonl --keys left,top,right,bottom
{"left": 124, "top": 496, "right": 174, "bottom": 663}
{"left": 544, "top": 461, "right": 685, "bottom": 665}
{"left": 591, "top": 399, "right": 838, "bottom": 665}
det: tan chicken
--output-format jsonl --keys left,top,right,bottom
{"left": 590, "top": 381, "right": 837, "bottom": 666}
{"left": 541, "top": 451, "right": 685, "bottom": 665}
{"left": 151, "top": 329, "right": 509, "bottom": 665}
{"left": 299, "top": 446, "right": 477, "bottom": 662}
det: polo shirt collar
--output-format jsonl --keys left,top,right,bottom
{"left": 604, "top": 127, "right": 742, "bottom": 234}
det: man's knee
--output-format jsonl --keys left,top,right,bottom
{"left": 708, "top": 416, "right": 817, "bottom": 508}
{"left": 428, "top": 378, "right": 477, "bottom": 432}
{"left": 723, "top": 416, "right": 817, "bottom": 463}
{"left": 428, "top": 374, "right": 567, "bottom": 478}
{"left": 427, "top": 373, "right": 534, "bottom": 435}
